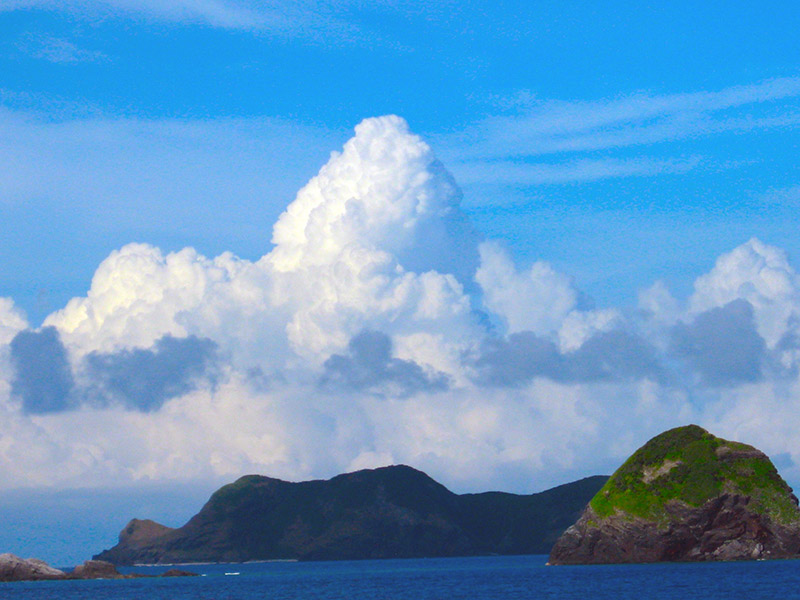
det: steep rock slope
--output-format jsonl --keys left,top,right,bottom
{"left": 549, "top": 425, "right": 800, "bottom": 564}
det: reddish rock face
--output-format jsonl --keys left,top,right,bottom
{"left": 550, "top": 425, "right": 800, "bottom": 565}
{"left": 550, "top": 491, "right": 800, "bottom": 564}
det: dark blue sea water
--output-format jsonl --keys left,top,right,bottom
{"left": 4, "top": 555, "right": 800, "bottom": 599}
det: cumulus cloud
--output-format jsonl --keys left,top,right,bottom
{"left": 85, "top": 335, "right": 219, "bottom": 412}
{"left": 265, "top": 115, "right": 481, "bottom": 365}
{"left": 9, "top": 327, "right": 75, "bottom": 414}
{"left": 672, "top": 299, "right": 767, "bottom": 387}
{"left": 474, "top": 328, "right": 661, "bottom": 387}
{"left": 321, "top": 330, "right": 449, "bottom": 397}
{"left": 7, "top": 327, "right": 216, "bottom": 414}
{"left": 473, "top": 332, "right": 562, "bottom": 386}
{"left": 0, "top": 299, "right": 27, "bottom": 346}
{"left": 475, "top": 242, "right": 578, "bottom": 335}
{"left": 474, "top": 241, "right": 623, "bottom": 353}
{"left": 270, "top": 115, "right": 478, "bottom": 282}
{"left": 43, "top": 244, "right": 260, "bottom": 357}
{"left": 689, "top": 238, "right": 800, "bottom": 348}
{"left": 41, "top": 116, "right": 480, "bottom": 373}
{"left": 3, "top": 116, "right": 800, "bottom": 497}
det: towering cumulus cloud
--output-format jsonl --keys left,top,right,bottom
{"left": 3, "top": 116, "right": 800, "bottom": 493}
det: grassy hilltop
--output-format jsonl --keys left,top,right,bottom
{"left": 590, "top": 425, "right": 799, "bottom": 526}
{"left": 550, "top": 425, "right": 800, "bottom": 564}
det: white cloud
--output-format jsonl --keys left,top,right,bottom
{"left": 638, "top": 281, "right": 680, "bottom": 325}
{"left": 476, "top": 242, "right": 577, "bottom": 336}
{"left": 557, "top": 309, "right": 622, "bottom": 353}
{"left": 0, "top": 299, "right": 28, "bottom": 347}
{"left": 4, "top": 117, "right": 800, "bottom": 499}
{"left": 41, "top": 116, "right": 480, "bottom": 376}
{"left": 271, "top": 115, "right": 477, "bottom": 280}
{"left": 43, "top": 244, "right": 288, "bottom": 372}
{"left": 689, "top": 238, "right": 800, "bottom": 348}
{"left": 475, "top": 242, "right": 621, "bottom": 353}
{"left": 0, "top": 299, "right": 28, "bottom": 413}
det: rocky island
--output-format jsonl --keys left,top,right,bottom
{"left": 95, "top": 465, "right": 606, "bottom": 564}
{"left": 0, "top": 554, "right": 197, "bottom": 582}
{"left": 549, "top": 425, "right": 800, "bottom": 564}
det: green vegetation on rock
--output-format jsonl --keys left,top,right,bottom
{"left": 589, "top": 425, "right": 800, "bottom": 526}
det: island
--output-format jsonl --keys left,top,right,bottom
{"left": 95, "top": 464, "right": 606, "bottom": 564}
{"left": 549, "top": 425, "right": 800, "bottom": 564}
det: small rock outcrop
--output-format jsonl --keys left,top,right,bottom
{"left": 0, "top": 554, "right": 197, "bottom": 583}
{"left": 160, "top": 568, "right": 199, "bottom": 577}
{"left": 71, "top": 560, "right": 125, "bottom": 579}
{"left": 0, "top": 554, "right": 66, "bottom": 582}
{"left": 69, "top": 559, "right": 198, "bottom": 579}
{"left": 549, "top": 425, "right": 800, "bottom": 564}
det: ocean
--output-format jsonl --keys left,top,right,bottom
{"left": 3, "top": 554, "right": 800, "bottom": 599}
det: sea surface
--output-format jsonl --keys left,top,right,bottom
{"left": 4, "top": 554, "right": 800, "bottom": 599}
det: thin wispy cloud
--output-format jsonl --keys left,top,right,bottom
{"left": 457, "top": 77, "right": 800, "bottom": 159}
{"left": 17, "top": 33, "right": 109, "bottom": 64}
{"left": 2, "top": 0, "right": 283, "bottom": 30}
{"left": 452, "top": 156, "right": 701, "bottom": 186}
{"left": 760, "top": 184, "right": 800, "bottom": 206}
{"left": 2, "top": 0, "right": 364, "bottom": 42}
{"left": 437, "top": 77, "right": 800, "bottom": 187}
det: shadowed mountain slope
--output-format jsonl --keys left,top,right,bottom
{"left": 95, "top": 465, "right": 606, "bottom": 564}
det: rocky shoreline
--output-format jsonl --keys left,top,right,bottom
{"left": 0, "top": 553, "right": 197, "bottom": 583}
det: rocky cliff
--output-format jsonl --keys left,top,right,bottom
{"left": 0, "top": 554, "right": 66, "bottom": 582}
{"left": 96, "top": 465, "right": 606, "bottom": 564}
{"left": 549, "top": 425, "right": 800, "bottom": 564}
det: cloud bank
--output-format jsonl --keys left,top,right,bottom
{"left": 3, "top": 115, "right": 800, "bottom": 494}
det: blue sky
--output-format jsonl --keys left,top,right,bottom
{"left": 2, "top": 1, "right": 800, "bottom": 565}
{"left": 3, "top": 1, "right": 799, "bottom": 323}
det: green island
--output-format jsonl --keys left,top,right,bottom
{"left": 550, "top": 424, "right": 800, "bottom": 564}
{"left": 590, "top": 425, "right": 799, "bottom": 526}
